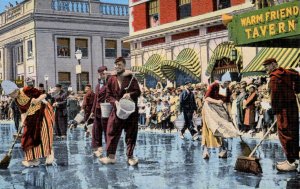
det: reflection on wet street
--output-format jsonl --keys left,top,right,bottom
{"left": 0, "top": 121, "right": 299, "bottom": 189}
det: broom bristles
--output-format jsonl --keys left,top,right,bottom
{"left": 235, "top": 156, "right": 262, "bottom": 175}
{"left": 0, "top": 153, "right": 12, "bottom": 169}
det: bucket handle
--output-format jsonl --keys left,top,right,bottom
{"left": 124, "top": 72, "right": 136, "bottom": 93}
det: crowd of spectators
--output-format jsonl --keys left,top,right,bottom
{"left": 137, "top": 76, "right": 295, "bottom": 137}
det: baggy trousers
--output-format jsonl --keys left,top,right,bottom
{"left": 92, "top": 108, "right": 108, "bottom": 148}
{"left": 276, "top": 103, "right": 299, "bottom": 162}
{"left": 106, "top": 110, "right": 138, "bottom": 158}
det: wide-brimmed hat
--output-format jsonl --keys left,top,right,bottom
{"left": 1, "top": 80, "right": 19, "bottom": 95}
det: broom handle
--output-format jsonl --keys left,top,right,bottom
{"left": 8, "top": 103, "right": 34, "bottom": 156}
{"left": 248, "top": 118, "right": 277, "bottom": 158}
{"left": 221, "top": 104, "right": 245, "bottom": 143}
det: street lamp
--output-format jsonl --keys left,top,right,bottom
{"left": 44, "top": 74, "right": 49, "bottom": 92}
{"left": 75, "top": 49, "right": 82, "bottom": 92}
{"left": 231, "top": 47, "right": 237, "bottom": 61}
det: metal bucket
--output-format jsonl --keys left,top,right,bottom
{"left": 100, "top": 103, "right": 113, "bottom": 118}
{"left": 193, "top": 117, "right": 202, "bottom": 126}
{"left": 174, "top": 113, "right": 185, "bottom": 130}
{"left": 74, "top": 111, "right": 85, "bottom": 123}
{"left": 116, "top": 98, "right": 135, "bottom": 120}
{"left": 174, "top": 120, "right": 185, "bottom": 130}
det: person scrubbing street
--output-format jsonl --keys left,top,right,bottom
{"left": 263, "top": 58, "right": 300, "bottom": 172}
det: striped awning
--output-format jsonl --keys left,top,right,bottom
{"left": 161, "top": 48, "right": 201, "bottom": 81}
{"left": 242, "top": 48, "right": 300, "bottom": 77}
{"left": 131, "top": 54, "right": 167, "bottom": 83}
{"left": 206, "top": 41, "right": 242, "bottom": 76}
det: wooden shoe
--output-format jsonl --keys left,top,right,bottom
{"left": 276, "top": 160, "right": 297, "bottom": 172}
{"left": 99, "top": 157, "right": 116, "bottom": 164}
{"left": 22, "top": 159, "right": 40, "bottom": 167}
{"left": 128, "top": 157, "right": 139, "bottom": 166}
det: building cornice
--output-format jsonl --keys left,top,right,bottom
{"left": 129, "top": 0, "right": 150, "bottom": 7}
{"left": 130, "top": 30, "right": 228, "bottom": 56}
{"left": 0, "top": 13, "right": 34, "bottom": 34}
{"left": 35, "top": 28, "right": 128, "bottom": 38}
{"left": 33, "top": 13, "right": 129, "bottom": 26}
{"left": 123, "top": 2, "right": 253, "bottom": 42}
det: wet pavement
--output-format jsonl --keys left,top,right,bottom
{"left": 0, "top": 121, "right": 299, "bottom": 189}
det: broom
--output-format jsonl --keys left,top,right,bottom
{"left": 0, "top": 104, "right": 33, "bottom": 169}
{"left": 234, "top": 118, "right": 277, "bottom": 175}
{"left": 221, "top": 104, "right": 252, "bottom": 155}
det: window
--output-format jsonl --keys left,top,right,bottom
{"left": 214, "top": 0, "right": 231, "bottom": 11}
{"left": 57, "top": 38, "right": 70, "bottom": 57}
{"left": 148, "top": 0, "right": 159, "bottom": 28}
{"left": 75, "top": 39, "right": 88, "bottom": 57}
{"left": 122, "top": 42, "right": 130, "bottom": 58}
{"left": 27, "top": 40, "right": 33, "bottom": 58}
{"left": 58, "top": 72, "right": 71, "bottom": 90}
{"left": 105, "top": 40, "right": 117, "bottom": 58}
{"left": 16, "top": 45, "right": 24, "bottom": 64}
{"left": 178, "top": 0, "right": 191, "bottom": 19}
{"left": 16, "top": 75, "right": 25, "bottom": 87}
{"left": 77, "top": 72, "right": 89, "bottom": 91}
{"left": 28, "top": 66, "right": 34, "bottom": 74}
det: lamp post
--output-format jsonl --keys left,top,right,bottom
{"left": 44, "top": 75, "right": 49, "bottom": 92}
{"left": 231, "top": 47, "right": 237, "bottom": 61}
{"left": 75, "top": 49, "right": 82, "bottom": 92}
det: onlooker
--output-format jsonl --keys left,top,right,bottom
{"left": 52, "top": 84, "right": 68, "bottom": 139}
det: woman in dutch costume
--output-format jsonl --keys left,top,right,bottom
{"left": 201, "top": 74, "right": 241, "bottom": 159}
{"left": 1, "top": 79, "right": 55, "bottom": 167}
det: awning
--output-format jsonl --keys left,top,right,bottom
{"left": 242, "top": 48, "right": 300, "bottom": 77}
{"left": 161, "top": 48, "right": 201, "bottom": 81}
{"left": 206, "top": 41, "right": 242, "bottom": 76}
{"left": 131, "top": 54, "right": 166, "bottom": 82}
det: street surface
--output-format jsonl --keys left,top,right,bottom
{"left": 0, "top": 121, "right": 299, "bottom": 189}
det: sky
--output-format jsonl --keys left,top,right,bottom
{"left": 0, "top": 0, "right": 129, "bottom": 13}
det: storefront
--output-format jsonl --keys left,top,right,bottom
{"left": 227, "top": 1, "right": 299, "bottom": 48}
{"left": 225, "top": 1, "right": 300, "bottom": 76}
{"left": 205, "top": 41, "right": 243, "bottom": 81}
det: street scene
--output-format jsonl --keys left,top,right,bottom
{"left": 0, "top": 121, "right": 299, "bottom": 189}
{"left": 0, "top": 0, "right": 300, "bottom": 189}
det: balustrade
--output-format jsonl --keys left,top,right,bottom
{"left": 100, "top": 3, "right": 129, "bottom": 16}
{"left": 51, "top": 0, "right": 89, "bottom": 13}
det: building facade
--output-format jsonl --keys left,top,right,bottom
{"left": 0, "top": 0, "right": 130, "bottom": 91}
{"left": 124, "top": 0, "right": 259, "bottom": 86}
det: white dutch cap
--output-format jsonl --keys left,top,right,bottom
{"left": 221, "top": 71, "right": 232, "bottom": 84}
{"left": 1, "top": 80, "right": 19, "bottom": 95}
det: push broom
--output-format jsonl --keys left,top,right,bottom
{"left": 0, "top": 104, "right": 33, "bottom": 169}
{"left": 234, "top": 119, "right": 277, "bottom": 175}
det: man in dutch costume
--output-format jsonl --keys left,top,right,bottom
{"left": 99, "top": 57, "right": 141, "bottom": 166}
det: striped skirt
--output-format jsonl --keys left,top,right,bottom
{"left": 24, "top": 103, "right": 54, "bottom": 161}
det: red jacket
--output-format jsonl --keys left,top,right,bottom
{"left": 269, "top": 67, "right": 300, "bottom": 113}
{"left": 106, "top": 71, "right": 141, "bottom": 110}
{"left": 82, "top": 90, "right": 95, "bottom": 120}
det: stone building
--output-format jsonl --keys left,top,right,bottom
{"left": 0, "top": 0, "right": 130, "bottom": 91}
